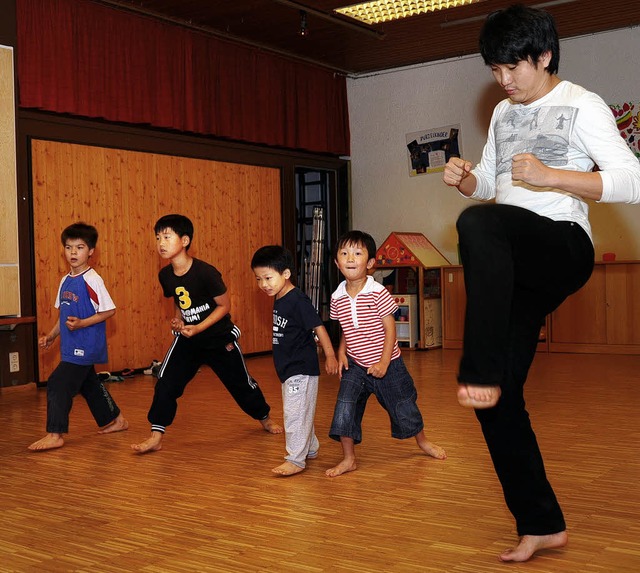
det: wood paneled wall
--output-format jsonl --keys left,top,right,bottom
{"left": 0, "top": 45, "right": 20, "bottom": 317}
{"left": 32, "top": 140, "right": 281, "bottom": 380}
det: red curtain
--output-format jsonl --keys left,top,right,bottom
{"left": 16, "top": 0, "right": 350, "bottom": 156}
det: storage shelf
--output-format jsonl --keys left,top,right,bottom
{"left": 393, "top": 294, "right": 419, "bottom": 348}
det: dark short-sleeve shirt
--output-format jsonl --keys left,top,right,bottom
{"left": 159, "top": 258, "right": 235, "bottom": 342}
{"left": 272, "top": 287, "right": 323, "bottom": 382}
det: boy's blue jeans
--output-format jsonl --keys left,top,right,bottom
{"left": 456, "top": 203, "right": 594, "bottom": 537}
{"left": 329, "top": 356, "right": 424, "bottom": 444}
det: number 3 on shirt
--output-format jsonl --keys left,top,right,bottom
{"left": 175, "top": 286, "right": 192, "bottom": 309}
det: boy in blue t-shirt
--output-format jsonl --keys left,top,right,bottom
{"left": 29, "top": 223, "right": 128, "bottom": 451}
{"left": 252, "top": 245, "right": 337, "bottom": 476}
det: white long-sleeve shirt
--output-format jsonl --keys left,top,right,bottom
{"left": 471, "top": 80, "right": 640, "bottom": 241}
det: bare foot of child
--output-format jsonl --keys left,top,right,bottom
{"left": 272, "top": 461, "right": 304, "bottom": 476}
{"left": 260, "top": 417, "right": 283, "bottom": 434}
{"left": 457, "top": 383, "right": 501, "bottom": 409}
{"left": 28, "top": 433, "right": 64, "bottom": 451}
{"left": 131, "top": 432, "right": 163, "bottom": 454}
{"left": 415, "top": 432, "right": 447, "bottom": 459}
{"left": 98, "top": 414, "right": 129, "bottom": 434}
{"left": 325, "top": 458, "right": 357, "bottom": 477}
{"left": 499, "top": 531, "right": 568, "bottom": 562}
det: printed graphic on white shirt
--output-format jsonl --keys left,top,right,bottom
{"left": 496, "top": 106, "right": 577, "bottom": 176}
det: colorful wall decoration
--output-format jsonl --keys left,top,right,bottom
{"left": 610, "top": 102, "right": 640, "bottom": 160}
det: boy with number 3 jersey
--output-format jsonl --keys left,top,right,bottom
{"left": 132, "top": 214, "right": 282, "bottom": 453}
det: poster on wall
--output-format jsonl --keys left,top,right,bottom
{"left": 610, "top": 102, "right": 640, "bottom": 160}
{"left": 406, "top": 124, "right": 461, "bottom": 176}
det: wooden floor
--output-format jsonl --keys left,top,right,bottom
{"left": 1, "top": 349, "right": 639, "bottom": 573}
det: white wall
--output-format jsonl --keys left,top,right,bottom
{"left": 347, "top": 27, "right": 640, "bottom": 263}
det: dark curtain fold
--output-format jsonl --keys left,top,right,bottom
{"left": 16, "top": 0, "right": 350, "bottom": 155}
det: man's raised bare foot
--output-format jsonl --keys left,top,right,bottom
{"left": 98, "top": 414, "right": 129, "bottom": 434}
{"left": 131, "top": 432, "right": 163, "bottom": 454}
{"left": 325, "top": 458, "right": 357, "bottom": 477}
{"left": 260, "top": 417, "right": 283, "bottom": 434}
{"left": 28, "top": 433, "right": 64, "bottom": 451}
{"left": 457, "top": 383, "right": 501, "bottom": 409}
{"left": 415, "top": 433, "right": 447, "bottom": 459}
{"left": 499, "top": 531, "right": 568, "bottom": 562}
{"left": 272, "top": 461, "right": 304, "bottom": 476}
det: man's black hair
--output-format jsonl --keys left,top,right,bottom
{"left": 479, "top": 4, "right": 560, "bottom": 75}
{"left": 61, "top": 222, "right": 98, "bottom": 249}
{"left": 334, "top": 230, "right": 377, "bottom": 261}
{"left": 154, "top": 214, "right": 194, "bottom": 251}
{"left": 251, "top": 245, "right": 295, "bottom": 274}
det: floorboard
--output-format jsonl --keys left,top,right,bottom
{"left": 1, "top": 349, "right": 639, "bottom": 572}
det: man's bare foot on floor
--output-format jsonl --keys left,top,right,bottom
{"left": 98, "top": 414, "right": 129, "bottom": 434}
{"left": 260, "top": 417, "right": 283, "bottom": 434}
{"left": 28, "top": 433, "right": 64, "bottom": 451}
{"left": 457, "top": 384, "right": 501, "bottom": 409}
{"left": 272, "top": 461, "right": 304, "bottom": 476}
{"left": 131, "top": 433, "right": 163, "bottom": 454}
{"left": 499, "top": 532, "right": 568, "bottom": 562}
{"left": 325, "top": 458, "right": 357, "bottom": 477}
{"left": 415, "top": 433, "right": 447, "bottom": 459}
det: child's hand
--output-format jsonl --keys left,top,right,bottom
{"left": 325, "top": 356, "right": 339, "bottom": 375}
{"left": 170, "top": 318, "right": 184, "bottom": 333}
{"left": 39, "top": 335, "right": 52, "bottom": 349}
{"left": 367, "top": 360, "right": 389, "bottom": 379}
{"left": 337, "top": 354, "right": 349, "bottom": 379}
{"left": 180, "top": 324, "right": 200, "bottom": 338}
{"left": 65, "top": 316, "right": 84, "bottom": 331}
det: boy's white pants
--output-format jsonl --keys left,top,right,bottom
{"left": 282, "top": 374, "right": 319, "bottom": 468}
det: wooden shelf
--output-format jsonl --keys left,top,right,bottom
{"left": 0, "top": 316, "right": 36, "bottom": 326}
{"left": 392, "top": 294, "right": 419, "bottom": 348}
{"left": 441, "top": 262, "right": 640, "bottom": 355}
{"left": 549, "top": 261, "right": 640, "bottom": 353}
{"left": 378, "top": 266, "right": 448, "bottom": 349}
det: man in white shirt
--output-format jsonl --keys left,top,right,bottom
{"left": 442, "top": 3, "right": 640, "bottom": 563}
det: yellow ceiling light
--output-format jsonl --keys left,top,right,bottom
{"left": 335, "top": 0, "right": 485, "bottom": 25}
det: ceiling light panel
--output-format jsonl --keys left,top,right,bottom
{"left": 335, "top": 0, "right": 486, "bottom": 25}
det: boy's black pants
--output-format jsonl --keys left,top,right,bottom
{"left": 46, "top": 361, "right": 120, "bottom": 433}
{"left": 148, "top": 335, "right": 271, "bottom": 431}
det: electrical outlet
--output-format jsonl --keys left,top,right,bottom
{"left": 9, "top": 352, "right": 19, "bottom": 373}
